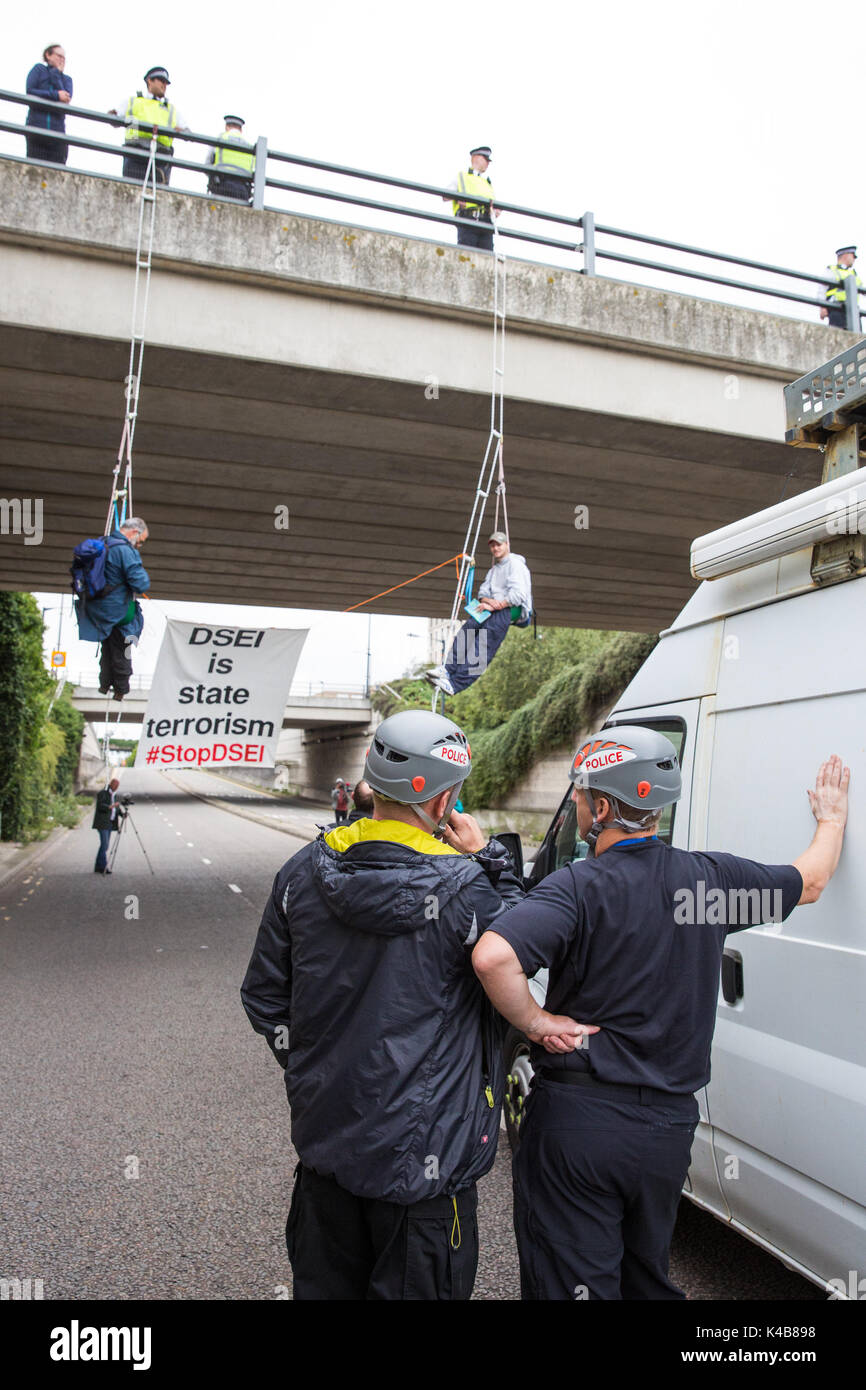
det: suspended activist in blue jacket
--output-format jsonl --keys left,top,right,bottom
{"left": 75, "top": 518, "right": 150, "bottom": 700}
{"left": 26, "top": 44, "right": 73, "bottom": 165}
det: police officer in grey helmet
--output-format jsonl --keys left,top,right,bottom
{"left": 242, "top": 709, "right": 578, "bottom": 1299}
{"left": 473, "top": 727, "right": 849, "bottom": 1300}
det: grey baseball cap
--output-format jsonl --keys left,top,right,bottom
{"left": 488, "top": 531, "right": 508, "bottom": 543}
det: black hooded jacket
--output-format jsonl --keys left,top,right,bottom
{"left": 241, "top": 817, "right": 524, "bottom": 1203}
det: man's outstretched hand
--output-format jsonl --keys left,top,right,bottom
{"left": 807, "top": 754, "right": 849, "bottom": 827}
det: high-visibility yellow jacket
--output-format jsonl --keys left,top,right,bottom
{"left": 212, "top": 131, "right": 255, "bottom": 177}
{"left": 452, "top": 168, "right": 494, "bottom": 218}
{"left": 124, "top": 94, "right": 177, "bottom": 149}
{"left": 825, "top": 263, "right": 863, "bottom": 304}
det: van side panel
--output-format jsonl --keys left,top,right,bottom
{"left": 704, "top": 578, "right": 866, "bottom": 1284}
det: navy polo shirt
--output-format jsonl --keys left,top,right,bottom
{"left": 492, "top": 838, "right": 803, "bottom": 1095}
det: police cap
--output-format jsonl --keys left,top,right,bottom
{"left": 223, "top": 114, "right": 245, "bottom": 127}
{"left": 470, "top": 145, "right": 492, "bottom": 161}
{"left": 836, "top": 245, "right": 857, "bottom": 258}
{"left": 144, "top": 66, "right": 171, "bottom": 85}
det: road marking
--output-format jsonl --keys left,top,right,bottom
{"left": 176, "top": 832, "right": 183, "bottom": 838}
{"left": 228, "top": 883, "right": 242, "bottom": 893}
{"left": 187, "top": 842, "right": 194, "bottom": 847}
{"left": 202, "top": 857, "right": 211, "bottom": 865}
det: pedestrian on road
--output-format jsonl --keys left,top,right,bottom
{"left": 92, "top": 777, "right": 125, "bottom": 874}
{"left": 426, "top": 531, "right": 532, "bottom": 697}
{"left": 444, "top": 144, "right": 499, "bottom": 251}
{"left": 347, "top": 778, "right": 373, "bottom": 822}
{"left": 109, "top": 67, "right": 188, "bottom": 185}
{"left": 25, "top": 43, "right": 73, "bottom": 165}
{"left": 330, "top": 778, "right": 351, "bottom": 822}
{"left": 820, "top": 245, "right": 862, "bottom": 328}
{"left": 472, "top": 733, "right": 850, "bottom": 1300}
{"left": 241, "top": 710, "right": 564, "bottom": 1299}
{"left": 206, "top": 114, "right": 255, "bottom": 203}
{"left": 73, "top": 517, "right": 150, "bottom": 700}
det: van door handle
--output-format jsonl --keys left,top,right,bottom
{"left": 721, "top": 949, "right": 744, "bottom": 1005}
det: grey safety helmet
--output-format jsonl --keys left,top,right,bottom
{"left": 364, "top": 710, "right": 471, "bottom": 836}
{"left": 569, "top": 725, "right": 681, "bottom": 851}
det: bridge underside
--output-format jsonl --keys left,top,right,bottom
{"left": 0, "top": 323, "right": 819, "bottom": 632}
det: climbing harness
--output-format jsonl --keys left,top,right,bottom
{"left": 104, "top": 131, "right": 159, "bottom": 537}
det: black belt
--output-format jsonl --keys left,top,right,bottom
{"left": 537, "top": 1070, "right": 688, "bottom": 1107}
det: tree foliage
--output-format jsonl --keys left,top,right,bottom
{"left": 372, "top": 624, "right": 658, "bottom": 808}
{"left": 0, "top": 594, "right": 85, "bottom": 840}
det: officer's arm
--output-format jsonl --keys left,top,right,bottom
{"left": 240, "top": 871, "right": 292, "bottom": 1068}
{"left": 473, "top": 931, "right": 597, "bottom": 1051}
{"left": 792, "top": 755, "right": 849, "bottom": 904}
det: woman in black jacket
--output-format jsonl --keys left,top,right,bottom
{"left": 26, "top": 44, "right": 73, "bottom": 165}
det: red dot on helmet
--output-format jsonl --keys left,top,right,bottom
{"left": 637, "top": 780, "right": 651, "bottom": 799}
{"left": 412, "top": 775, "right": 426, "bottom": 792}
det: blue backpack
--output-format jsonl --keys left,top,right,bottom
{"left": 70, "top": 535, "right": 127, "bottom": 602}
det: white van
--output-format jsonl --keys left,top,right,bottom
{"left": 503, "top": 466, "right": 866, "bottom": 1294}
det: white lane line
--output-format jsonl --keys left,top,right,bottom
{"left": 228, "top": 884, "right": 242, "bottom": 894}
{"left": 176, "top": 831, "right": 183, "bottom": 838}
{"left": 202, "top": 857, "right": 211, "bottom": 865}
{"left": 187, "top": 842, "right": 194, "bottom": 847}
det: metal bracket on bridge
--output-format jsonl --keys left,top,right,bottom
{"left": 784, "top": 341, "right": 866, "bottom": 583}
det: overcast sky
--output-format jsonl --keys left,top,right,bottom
{"left": 6, "top": 0, "right": 861, "bottom": 689}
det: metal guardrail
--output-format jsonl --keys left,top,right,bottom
{"left": 2, "top": 84, "right": 864, "bottom": 327}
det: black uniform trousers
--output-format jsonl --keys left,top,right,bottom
{"left": 208, "top": 173, "right": 252, "bottom": 203}
{"left": 513, "top": 1076, "right": 698, "bottom": 1300}
{"left": 99, "top": 626, "right": 134, "bottom": 696}
{"left": 456, "top": 216, "right": 493, "bottom": 251}
{"left": 122, "top": 147, "right": 171, "bottom": 185}
{"left": 827, "top": 305, "right": 847, "bottom": 328}
{"left": 285, "top": 1163, "right": 479, "bottom": 1300}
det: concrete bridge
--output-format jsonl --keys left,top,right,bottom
{"left": 70, "top": 684, "right": 371, "bottom": 729}
{"left": 0, "top": 156, "right": 854, "bottom": 631}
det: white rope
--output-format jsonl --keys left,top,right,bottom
{"left": 448, "top": 235, "right": 508, "bottom": 628}
{"left": 105, "top": 132, "right": 159, "bottom": 537}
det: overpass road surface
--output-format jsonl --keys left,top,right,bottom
{"left": 0, "top": 771, "right": 823, "bottom": 1302}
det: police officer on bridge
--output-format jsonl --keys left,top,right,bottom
{"left": 109, "top": 67, "right": 188, "bottom": 185}
{"left": 206, "top": 114, "right": 255, "bottom": 203}
{"left": 472, "top": 729, "right": 849, "bottom": 1299}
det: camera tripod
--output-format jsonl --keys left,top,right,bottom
{"left": 106, "top": 803, "right": 155, "bottom": 876}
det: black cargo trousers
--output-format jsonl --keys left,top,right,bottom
{"left": 513, "top": 1076, "right": 699, "bottom": 1300}
{"left": 286, "top": 1163, "right": 479, "bottom": 1300}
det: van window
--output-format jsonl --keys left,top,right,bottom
{"left": 603, "top": 716, "right": 686, "bottom": 845}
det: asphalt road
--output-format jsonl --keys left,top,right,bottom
{"left": 0, "top": 771, "right": 823, "bottom": 1302}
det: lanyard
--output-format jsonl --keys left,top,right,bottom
{"left": 609, "top": 835, "right": 659, "bottom": 849}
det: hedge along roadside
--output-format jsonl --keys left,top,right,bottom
{"left": 0, "top": 593, "right": 86, "bottom": 842}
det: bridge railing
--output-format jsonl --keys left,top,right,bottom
{"left": 64, "top": 671, "right": 370, "bottom": 700}
{"left": 1, "top": 85, "right": 863, "bottom": 330}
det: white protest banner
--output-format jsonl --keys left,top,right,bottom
{"left": 135, "top": 621, "right": 308, "bottom": 771}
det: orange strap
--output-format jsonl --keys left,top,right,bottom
{"left": 344, "top": 554, "right": 471, "bottom": 613}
